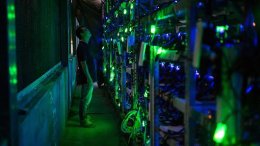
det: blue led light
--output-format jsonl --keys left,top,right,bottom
{"left": 207, "top": 75, "right": 214, "bottom": 80}
{"left": 195, "top": 70, "right": 200, "bottom": 76}
{"left": 178, "top": 32, "right": 181, "bottom": 37}
{"left": 176, "top": 66, "right": 180, "bottom": 71}
{"left": 170, "top": 63, "right": 174, "bottom": 69}
{"left": 246, "top": 85, "right": 253, "bottom": 94}
{"left": 160, "top": 62, "right": 165, "bottom": 67}
{"left": 197, "top": 2, "right": 204, "bottom": 8}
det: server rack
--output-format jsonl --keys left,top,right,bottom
{"left": 103, "top": 0, "right": 260, "bottom": 145}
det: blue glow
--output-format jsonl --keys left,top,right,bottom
{"left": 176, "top": 66, "right": 180, "bottom": 71}
{"left": 239, "top": 24, "right": 244, "bottom": 31}
{"left": 170, "top": 63, "right": 174, "bottom": 69}
{"left": 246, "top": 85, "right": 253, "bottom": 94}
{"left": 195, "top": 70, "right": 200, "bottom": 76}
{"left": 178, "top": 32, "right": 181, "bottom": 37}
{"left": 160, "top": 62, "right": 165, "bottom": 67}
{"left": 197, "top": 2, "right": 204, "bottom": 8}
{"left": 207, "top": 75, "right": 214, "bottom": 80}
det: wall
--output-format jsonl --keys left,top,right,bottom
{"left": 18, "top": 58, "right": 76, "bottom": 146}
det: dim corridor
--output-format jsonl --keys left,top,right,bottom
{"left": 60, "top": 87, "right": 128, "bottom": 146}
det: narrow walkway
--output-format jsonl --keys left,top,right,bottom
{"left": 61, "top": 87, "right": 127, "bottom": 146}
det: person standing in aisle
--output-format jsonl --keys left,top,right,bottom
{"left": 76, "top": 26, "right": 96, "bottom": 127}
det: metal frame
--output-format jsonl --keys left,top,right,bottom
{"left": 0, "top": 0, "right": 18, "bottom": 145}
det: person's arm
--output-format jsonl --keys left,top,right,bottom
{"left": 80, "top": 61, "right": 93, "bottom": 83}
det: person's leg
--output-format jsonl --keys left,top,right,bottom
{"left": 79, "top": 82, "right": 94, "bottom": 126}
{"left": 79, "top": 84, "right": 88, "bottom": 122}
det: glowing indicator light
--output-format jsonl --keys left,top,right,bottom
{"left": 144, "top": 90, "right": 149, "bottom": 98}
{"left": 151, "top": 25, "right": 156, "bottom": 34}
{"left": 160, "top": 62, "right": 165, "bottom": 67}
{"left": 157, "top": 47, "right": 164, "bottom": 55}
{"left": 246, "top": 85, "right": 253, "bottom": 94}
{"left": 125, "top": 28, "right": 128, "bottom": 33}
{"left": 195, "top": 70, "right": 200, "bottom": 76}
{"left": 8, "top": 5, "right": 15, "bottom": 20}
{"left": 124, "top": 9, "right": 127, "bottom": 14}
{"left": 213, "top": 123, "right": 227, "bottom": 143}
{"left": 176, "top": 66, "right": 180, "bottom": 71}
{"left": 253, "top": 22, "right": 256, "bottom": 27}
{"left": 170, "top": 63, "right": 174, "bottom": 69}
{"left": 216, "top": 25, "right": 229, "bottom": 33}
{"left": 110, "top": 72, "right": 115, "bottom": 81}
{"left": 142, "top": 121, "right": 146, "bottom": 127}
{"left": 130, "top": 3, "right": 134, "bottom": 9}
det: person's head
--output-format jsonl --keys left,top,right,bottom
{"left": 76, "top": 26, "right": 92, "bottom": 42}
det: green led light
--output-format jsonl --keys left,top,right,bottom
{"left": 102, "top": 46, "right": 104, "bottom": 50}
{"left": 9, "top": 65, "right": 17, "bottom": 76}
{"left": 156, "top": 47, "right": 166, "bottom": 55}
{"left": 110, "top": 72, "right": 115, "bottom": 81}
{"left": 151, "top": 25, "right": 156, "bottom": 34}
{"left": 216, "top": 25, "right": 229, "bottom": 33}
{"left": 142, "top": 121, "right": 146, "bottom": 127}
{"left": 9, "top": 65, "right": 17, "bottom": 85}
{"left": 216, "top": 26, "right": 225, "bottom": 33}
{"left": 10, "top": 79, "right": 17, "bottom": 84}
{"left": 121, "top": 37, "right": 124, "bottom": 42}
{"left": 157, "top": 47, "right": 164, "bottom": 55}
{"left": 118, "top": 103, "right": 121, "bottom": 107}
{"left": 130, "top": 3, "right": 134, "bottom": 9}
{"left": 130, "top": 27, "right": 132, "bottom": 31}
{"left": 213, "top": 123, "right": 227, "bottom": 143}
{"left": 144, "top": 90, "right": 148, "bottom": 98}
{"left": 123, "top": 9, "right": 127, "bottom": 15}
{"left": 125, "top": 28, "right": 128, "bottom": 33}
{"left": 7, "top": 5, "right": 15, "bottom": 20}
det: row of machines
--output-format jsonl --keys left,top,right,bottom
{"left": 102, "top": 0, "right": 260, "bottom": 145}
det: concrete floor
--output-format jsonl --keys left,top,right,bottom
{"left": 60, "top": 87, "right": 128, "bottom": 146}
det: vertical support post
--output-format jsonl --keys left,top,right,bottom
{"left": 149, "top": 45, "right": 155, "bottom": 146}
{"left": 60, "top": 0, "right": 70, "bottom": 67}
{"left": 150, "top": 46, "right": 159, "bottom": 146}
{"left": 154, "top": 57, "right": 160, "bottom": 146}
{"left": 0, "top": 0, "right": 18, "bottom": 145}
{"left": 185, "top": 1, "right": 196, "bottom": 145}
{"left": 121, "top": 50, "right": 126, "bottom": 113}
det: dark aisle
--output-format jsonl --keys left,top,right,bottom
{"left": 60, "top": 87, "right": 128, "bottom": 146}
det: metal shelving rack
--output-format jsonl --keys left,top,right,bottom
{"left": 103, "top": 0, "right": 258, "bottom": 145}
